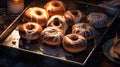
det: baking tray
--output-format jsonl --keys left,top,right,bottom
{"left": 1, "top": 0, "right": 119, "bottom": 66}
{"left": 0, "top": 0, "right": 33, "bottom": 42}
{"left": 0, "top": 8, "right": 18, "bottom": 42}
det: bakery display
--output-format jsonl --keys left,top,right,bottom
{"left": 24, "top": 7, "right": 49, "bottom": 26}
{"left": 62, "top": 34, "right": 87, "bottom": 53}
{"left": 11, "top": 0, "right": 110, "bottom": 53}
{"left": 72, "top": 23, "right": 96, "bottom": 40}
{"left": 3, "top": 0, "right": 118, "bottom": 65}
{"left": 87, "top": 12, "right": 108, "bottom": 28}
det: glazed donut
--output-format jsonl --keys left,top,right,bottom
{"left": 47, "top": 15, "right": 68, "bottom": 33}
{"left": 44, "top": 0, "right": 66, "bottom": 16}
{"left": 19, "top": 22, "right": 43, "bottom": 40}
{"left": 41, "top": 27, "right": 64, "bottom": 46}
{"left": 87, "top": 12, "right": 108, "bottom": 28}
{"left": 64, "top": 10, "right": 85, "bottom": 26}
{"left": 72, "top": 23, "right": 96, "bottom": 40}
{"left": 62, "top": 34, "right": 87, "bottom": 53}
{"left": 110, "top": 40, "right": 120, "bottom": 59}
{"left": 24, "top": 7, "right": 49, "bottom": 26}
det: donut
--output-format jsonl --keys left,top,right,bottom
{"left": 110, "top": 40, "right": 120, "bottom": 59}
{"left": 72, "top": 23, "right": 96, "bottom": 40}
{"left": 44, "top": 0, "right": 66, "bottom": 16}
{"left": 19, "top": 22, "right": 43, "bottom": 40}
{"left": 62, "top": 34, "right": 87, "bottom": 53}
{"left": 87, "top": 12, "right": 108, "bottom": 28}
{"left": 47, "top": 15, "right": 68, "bottom": 33}
{"left": 41, "top": 27, "right": 64, "bottom": 46}
{"left": 114, "top": 41, "right": 120, "bottom": 54}
{"left": 24, "top": 7, "right": 49, "bottom": 26}
{"left": 64, "top": 10, "right": 85, "bottom": 26}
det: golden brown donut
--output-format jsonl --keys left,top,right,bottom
{"left": 44, "top": 0, "right": 66, "bottom": 16}
{"left": 72, "top": 23, "right": 96, "bottom": 40}
{"left": 19, "top": 22, "right": 43, "bottom": 40}
{"left": 24, "top": 7, "right": 49, "bottom": 26}
{"left": 64, "top": 10, "right": 85, "bottom": 26}
{"left": 47, "top": 15, "right": 68, "bottom": 33}
{"left": 62, "top": 34, "right": 87, "bottom": 53}
{"left": 41, "top": 27, "right": 64, "bottom": 46}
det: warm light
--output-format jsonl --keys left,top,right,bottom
{"left": 7, "top": 0, "right": 24, "bottom": 14}
{"left": 11, "top": 0, "right": 23, "bottom": 3}
{"left": 13, "top": 0, "right": 19, "bottom": 2}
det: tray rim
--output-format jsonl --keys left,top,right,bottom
{"left": 0, "top": 0, "right": 33, "bottom": 42}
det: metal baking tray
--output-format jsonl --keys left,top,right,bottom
{"left": 0, "top": 0, "right": 33, "bottom": 42}
{"left": 1, "top": 0, "right": 119, "bottom": 66}
{"left": 0, "top": 8, "right": 18, "bottom": 42}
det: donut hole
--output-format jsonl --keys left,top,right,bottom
{"left": 76, "top": 30, "right": 80, "bottom": 33}
{"left": 71, "top": 11, "right": 78, "bottom": 16}
{"left": 36, "top": 11, "right": 42, "bottom": 15}
{"left": 53, "top": 18, "right": 60, "bottom": 26}
{"left": 26, "top": 24, "right": 35, "bottom": 30}
{"left": 70, "top": 35, "right": 78, "bottom": 41}
{"left": 53, "top": 2, "right": 60, "bottom": 7}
